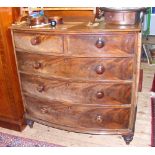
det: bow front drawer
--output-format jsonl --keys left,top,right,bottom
{"left": 21, "top": 74, "right": 132, "bottom": 105}
{"left": 16, "top": 52, "right": 134, "bottom": 81}
{"left": 25, "top": 96, "right": 130, "bottom": 131}
{"left": 13, "top": 32, "right": 63, "bottom": 54}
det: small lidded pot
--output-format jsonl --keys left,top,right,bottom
{"left": 27, "top": 12, "right": 49, "bottom": 27}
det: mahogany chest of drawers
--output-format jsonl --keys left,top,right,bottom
{"left": 11, "top": 22, "right": 142, "bottom": 144}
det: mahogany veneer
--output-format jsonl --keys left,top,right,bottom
{"left": 0, "top": 8, "right": 25, "bottom": 131}
{"left": 11, "top": 21, "right": 142, "bottom": 144}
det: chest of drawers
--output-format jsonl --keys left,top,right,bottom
{"left": 11, "top": 22, "right": 142, "bottom": 144}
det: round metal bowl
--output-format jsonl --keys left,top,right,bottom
{"left": 100, "top": 7, "right": 147, "bottom": 25}
{"left": 100, "top": 7, "right": 147, "bottom": 12}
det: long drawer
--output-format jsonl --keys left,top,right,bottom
{"left": 20, "top": 73, "right": 132, "bottom": 105}
{"left": 17, "top": 52, "right": 134, "bottom": 81}
{"left": 66, "top": 34, "right": 135, "bottom": 57}
{"left": 25, "top": 96, "right": 130, "bottom": 130}
{"left": 13, "top": 32, "right": 63, "bottom": 54}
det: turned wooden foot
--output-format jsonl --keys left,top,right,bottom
{"left": 26, "top": 119, "right": 34, "bottom": 128}
{"left": 122, "top": 134, "right": 133, "bottom": 145}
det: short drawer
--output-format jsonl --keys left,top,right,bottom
{"left": 13, "top": 32, "right": 63, "bottom": 54}
{"left": 17, "top": 52, "right": 134, "bottom": 81}
{"left": 21, "top": 74, "right": 132, "bottom": 105}
{"left": 66, "top": 34, "right": 135, "bottom": 57}
{"left": 25, "top": 96, "right": 130, "bottom": 130}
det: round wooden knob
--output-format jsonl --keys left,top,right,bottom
{"left": 96, "top": 91, "right": 104, "bottom": 99}
{"left": 40, "top": 107, "right": 48, "bottom": 114}
{"left": 95, "top": 38, "right": 104, "bottom": 48}
{"left": 96, "top": 115, "right": 103, "bottom": 123}
{"left": 37, "top": 84, "right": 45, "bottom": 93}
{"left": 33, "top": 62, "right": 42, "bottom": 69}
{"left": 30, "top": 36, "right": 41, "bottom": 45}
{"left": 95, "top": 65, "right": 105, "bottom": 74}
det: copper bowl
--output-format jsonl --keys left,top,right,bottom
{"left": 27, "top": 15, "right": 49, "bottom": 27}
{"left": 100, "top": 7, "right": 147, "bottom": 25}
{"left": 48, "top": 16, "right": 63, "bottom": 24}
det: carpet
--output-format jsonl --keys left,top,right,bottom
{"left": 0, "top": 132, "right": 62, "bottom": 147}
{"left": 151, "top": 74, "right": 155, "bottom": 147}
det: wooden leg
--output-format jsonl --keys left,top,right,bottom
{"left": 26, "top": 119, "right": 34, "bottom": 128}
{"left": 122, "top": 134, "right": 134, "bottom": 145}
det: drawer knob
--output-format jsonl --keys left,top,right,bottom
{"left": 95, "top": 65, "right": 105, "bottom": 74}
{"left": 33, "top": 62, "right": 42, "bottom": 69}
{"left": 37, "top": 84, "right": 45, "bottom": 93}
{"left": 95, "top": 38, "right": 104, "bottom": 48}
{"left": 96, "top": 91, "right": 104, "bottom": 99}
{"left": 30, "top": 36, "right": 41, "bottom": 45}
{"left": 40, "top": 107, "right": 48, "bottom": 114}
{"left": 96, "top": 115, "right": 103, "bottom": 123}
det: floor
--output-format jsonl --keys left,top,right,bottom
{"left": 0, "top": 63, "right": 154, "bottom": 147}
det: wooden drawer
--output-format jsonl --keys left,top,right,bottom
{"left": 25, "top": 96, "right": 130, "bottom": 130}
{"left": 13, "top": 32, "right": 63, "bottom": 54}
{"left": 21, "top": 74, "right": 132, "bottom": 105}
{"left": 66, "top": 34, "right": 135, "bottom": 57}
{"left": 17, "top": 52, "right": 134, "bottom": 81}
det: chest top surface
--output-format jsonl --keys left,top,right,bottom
{"left": 11, "top": 21, "right": 141, "bottom": 33}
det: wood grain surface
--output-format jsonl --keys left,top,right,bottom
{"left": 0, "top": 8, "right": 25, "bottom": 131}
{"left": 25, "top": 95, "right": 130, "bottom": 130}
{"left": 66, "top": 34, "right": 135, "bottom": 57}
{"left": 16, "top": 52, "right": 134, "bottom": 81}
{"left": 21, "top": 73, "right": 132, "bottom": 105}
{"left": 11, "top": 18, "right": 140, "bottom": 141}
{"left": 13, "top": 32, "right": 63, "bottom": 54}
